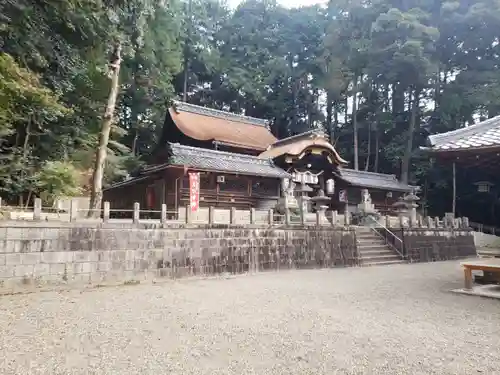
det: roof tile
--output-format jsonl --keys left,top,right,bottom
{"left": 428, "top": 115, "right": 500, "bottom": 151}
{"left": 337, "top": 169, "right": 415, "bottom": 192}
{"left": 168, "top": 143, "right": 290, "bottom": 179}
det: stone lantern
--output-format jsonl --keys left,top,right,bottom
{"left": 403, "top": 190, "right": 420, "bottom": 224}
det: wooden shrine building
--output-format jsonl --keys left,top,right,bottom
{"left": 423, "top": 114, "right": 500, "bottom": 224}
{"left": 104, "top": 101, "right": 415, "bottom": 215}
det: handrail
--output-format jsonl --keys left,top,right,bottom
{"left": 366, "top": 216, "right": 405, "bottom": 259}
{"left": 470, "top": 221, "right": 500, "bottom": 236}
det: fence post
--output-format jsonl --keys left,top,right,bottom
{"left": 133, "top": 202, "right": 140, "bottom": 224}
{"left": 33, "top": 198, "right": 42, "bottom": 221}
{"left": 299, "top": 202, "right": 305, "bottom": 226}
{"left": 268, "top": 208, "right": 274, "bottom": 225}
{"left": 69, "top": 199, "right": 78, "bottom": 222}
{"left": 161, "top": 204, "right": 167, "bottom": 225}
{"left": 208, "top": 206, "right": 215, "bottom": 225}
{"left": 462, "top": 217, "right": 470, "bottom": 229}
{"left": 284, "top": 198, "right": 290, "bottom": 225}
{"left": 330, "top": 210, "right": 337, "bottom": 227}
{"left": 250, "top": 208, "right": 256, "bottom": 224}
{"left": 230, "top": 207, "right": 236, "bottom": 225}
{"left": 103, "top": 201, "right": 110, "bottom": 222}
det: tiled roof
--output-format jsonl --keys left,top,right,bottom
{"left": 259, "top": 130, "right": 348, "bottom": 165}
{"left": 427, "top": 115, "right": 500, "bottom": 151}
{"left": 168, "top": 101, "right": 277, "bottom": 151}
{"left": 168, "top": 143, "right": 290, "bottom": 178}
{"left": 337, "top": 168, "right": 415, "bottom": 192}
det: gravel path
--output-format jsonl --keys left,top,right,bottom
{"left": 1, "top": 260, "right": 500, "bottom": 374}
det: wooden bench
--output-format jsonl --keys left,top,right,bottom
{"left": 461, "top": 259, "right": 500, "bottom": 290}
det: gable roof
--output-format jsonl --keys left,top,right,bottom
{"left": 336, "top": 168, "right": 416, "bottom": 192}
{"left": 427, "top": 115, "right": 500, "bottom": 151}
{"left": 104, "top": 144, "right": 290, "bottom": 191}
{"left": 259, "top": 130, "right": 348, "bottom": 164}
{"left": 166, "top": 143, "right": 289, "bottom": 178}
{"left": 168, "top": 101, "right": 278, "bottom": 151}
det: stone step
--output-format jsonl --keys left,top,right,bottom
{"left": 357, "top": 244, "right": 388, "bottom": 250}
{"left": 356, "top": 235, "right": 385, "bottom": 241}
{"left": 357, "top": 240, "right": 387, "bottom": 246}
{"left": 359, "top": 249, "right": 395, "bottom": 256}
{"left": 360, "top": 254, "right": 400, "bottom": 261}
{"left": 362, "top": 259, "right": 405, "bottom": 267}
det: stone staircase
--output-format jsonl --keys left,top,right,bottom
{"left": 356, "top": 227, "right": 405, "bottom": 266}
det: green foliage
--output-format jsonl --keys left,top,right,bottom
{"left": 35, "top": 161, "right": 82, "bottom": 206}
{"left": 1, "top": 0, "right": 499, "bottom": 220}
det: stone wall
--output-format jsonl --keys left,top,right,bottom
{"left": 401, "top": 229, "right": 476, "bottom": 263}
{"left": 0, "top": 222, "right": 357, "bottom": 292}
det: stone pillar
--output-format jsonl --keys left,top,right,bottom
{"left": 284, "top": 207, "right": 291, "bottom": 226}
{"left": 299, "top": 202, "right": 305, "bottom": 226}
{"left": 33, "top": 198, "right": 42, "bottom": 221}
{"left": 316, "top": 210, "right": 321, "bottom": 226}
{"left": 444, "top": 212, "right": 454, "bottom": 227}
{"left": 185, "top": 205, "right": 192, "bottom": 224}
{"left": 268, "top": 209, "right": 274, "bottom": 225}
{"left": 426, "top": 216, "right": 434, "bottom": 228}
{"left": 434, "top": 216, "right": 440, "bottom": 227}
{"left": 161, "top": 204, "right": 167, "bottom": 225}
{"left": 208, "top": 206, "right": 215, "bottom": 225}
{"left": 398, "top": 215, "right": 406, "bottom": 228}
{"left": 69, "top": 199, "right": 78, "bottom": 222}
{"left": 250, "top": 208, "right": 256, "bottom": 224}
{"left": 230, "top": 207, "right": 237, "bottom": 224}
{"left": 133, "top": 202, "right": 140, "bottom": 224}
{"left": 462, "top": 217, "right": 470, "bottom": 228}
{"left": 410, "top": 206, "right": 417, "bottom": 227}
{"left": 103, "top": 201, "right": 110, "bottom": 223}
{"left": 330, "top": 210, "right": 337, "bottom": 227}
{"left": 385, "top": 215, "right": 390, "bottom": 229}
{"left": 344, "top": 211, "right": 350, "bottom": 226}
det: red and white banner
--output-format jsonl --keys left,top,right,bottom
{"left": 189, "top": 172, "right": 200, "bottom": 212}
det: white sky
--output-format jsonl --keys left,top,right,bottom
{"left": 228, "top": 0, "right": 327, "bottom": 9}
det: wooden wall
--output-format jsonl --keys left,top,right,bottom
{"left": 104, "top": 168, "right": 281, "bottom": 215}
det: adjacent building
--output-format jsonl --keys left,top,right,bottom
{"left": 423, "top": 114, "right": 500, "bottom": 223}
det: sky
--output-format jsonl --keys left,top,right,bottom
{"left": 228, "top": 0, "right": 327, "bottom": 9}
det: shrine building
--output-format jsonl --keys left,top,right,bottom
{"left": 103, "top": 101, "right": 415, "bottom": 216}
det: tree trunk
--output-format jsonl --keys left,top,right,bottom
{"left": 326, "top": 91, "right": 333, "bottom": 142}
{"left": 352, "top": 75, "right": 359, "bottom": 170}
{"left": 400, "top": 88, "right": 419, "bottom": 184}
{"left": 132, "top": 130, "right": 139, "bottom": 156}
{"left": 88, "top": 42, "right": 122, "bottom": 217}
{"left": 364, "top": 122, "right": 371, "bottom": 171}
{"left": 374, "top": 126, "right": 379, "bottom": 173}
{"left": 182, "top": 0, "right": 192, "bottom": 102}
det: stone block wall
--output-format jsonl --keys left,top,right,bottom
{"left": 0, "top": 223, "right": 357, "bottom": 291}
{"left": 402, "top": 229, "right": 476, "bottom": 262}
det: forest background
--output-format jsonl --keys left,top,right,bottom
{"left": 1, "top": 0, "right": 500, "bottom": 223}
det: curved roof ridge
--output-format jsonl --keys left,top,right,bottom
{"left": 173, "top": 101, "right": 269, "bottom": 128}
{"left": 271, "top": 130, "right": 326, "bottom": 147}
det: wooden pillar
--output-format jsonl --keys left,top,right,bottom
{"left": 452, "top": 162, "right": 456, "bottom": 218}
{"left": 464, "top": 266, "right": 473, "bottom": 290}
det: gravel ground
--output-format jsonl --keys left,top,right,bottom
{"left": 1, "top": 260, "right": 500, "bottom": 375}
